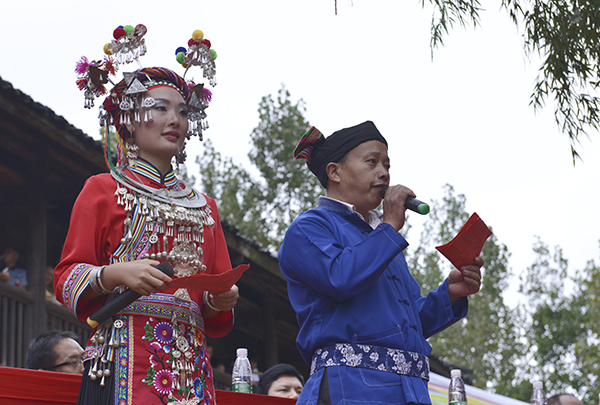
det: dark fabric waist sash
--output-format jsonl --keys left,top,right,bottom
{"left": 310, "top": 343, "right": 430, "bottom": 380}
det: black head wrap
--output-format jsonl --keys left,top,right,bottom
{"left": 294, "top": 120, "right": 388, "bottom": 188}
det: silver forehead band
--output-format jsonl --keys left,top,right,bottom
{"left": 115, "top": 79, "right": 207, "bottom": 139}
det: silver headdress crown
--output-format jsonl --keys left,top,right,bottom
{"left": 75, "top": 25, "right": 218, "bottom": 146}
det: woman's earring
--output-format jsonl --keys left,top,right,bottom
{"left": 176, "top": 149, "right": 187, "bottom": 165}
{"left": 175, "top": 143, "right": 187, "bottom": 174}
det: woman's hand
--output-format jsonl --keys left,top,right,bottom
{"left": 203, "top": 284, "right": 239, "bottom": 319}
{"left": 102, "top": 259, "right": 172, "bottom": 296}
{"left": 447, "top": 256, "right": 484, "bottom": 304}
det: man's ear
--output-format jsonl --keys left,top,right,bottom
{"left": 326, "top": 162, "right": 342, "bottom": 185}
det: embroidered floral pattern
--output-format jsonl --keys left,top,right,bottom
{"left": 193, "top": 378, "right": 204, "bottom": 400}
{"left": 311, "top": 343, "right": 430, "bottom": 380}
{"left": 154, "top": 370, "right": 175, "bottom": 395}
{"left": 155, "top": 322, "right": 174, "bottom": 344}
{"left": 141, "top": 318, "right": 212, "bottom": 404}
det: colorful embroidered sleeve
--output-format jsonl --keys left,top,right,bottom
{"left": 54, "top": 174, "right": 126, "bottom": 321}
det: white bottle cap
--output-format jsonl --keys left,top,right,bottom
{"left": 451, "top": 369, "right": 462, "bottom": 378}
{"left": 532, "top": 381, "right": 543, "bottom": 389}
{"left": 237, "top": 348, "right": 248, "bottom": 357}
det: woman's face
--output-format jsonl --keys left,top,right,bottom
{"left": 267, "top": 375, "right": 303, "bottom": 399}
{"left": 129, "top": 86, "right": 188, "bottom": 170}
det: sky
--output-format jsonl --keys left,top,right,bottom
{"left": 2, "top": 0, "right": 599, "bottom": 299}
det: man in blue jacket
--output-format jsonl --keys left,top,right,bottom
{"left": 279, "top": 121, "right": 483, "bottom": 404}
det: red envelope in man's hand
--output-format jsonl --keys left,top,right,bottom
{"left": 435, "top": 213, "right": 492, "bottom": 269}
{"left": 168, "top": 264, "right": 249, "bottom": 293}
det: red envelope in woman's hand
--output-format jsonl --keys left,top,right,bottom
{"left": 168, "top": 264, "right": 249, "bottom": 293}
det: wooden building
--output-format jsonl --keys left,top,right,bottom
{"left": 0, "top": 76, "right": 454, "bottom": 385}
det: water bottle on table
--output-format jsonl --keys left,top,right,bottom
{"left": 231, "top": 348, "right": 252, "bottom": 393}
{"left": 530, "top": 381, "right": 547, "bottom": 405}
{"left": 448, "top": 369, "right": 467, "bottom": 405}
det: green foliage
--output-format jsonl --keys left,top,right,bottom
{"left": 196, "top": 85, "right": 321, "bottom": 252}
{"left": 423, "top": 0, "right": 600, "bottom": 160}
{"left": 409, "top": 184, "right": 470, "bottom": 291}
{"left": 410, "top": 185, "right": 600, "bottom": 401}
{"left": 424, "top": 0, "right": 482, "bottom": 53}
{"left": 518, "top": 238, "right": 600, "bottom": 403}
{"left": 409, "top": 184, "right": 523, "bottom": 393}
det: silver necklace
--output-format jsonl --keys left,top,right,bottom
{"left": 111, "top": 169, "right": 207, "bottom": 208}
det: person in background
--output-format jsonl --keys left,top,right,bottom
{"left": 1, "top": 247, "right": 28, "bottom": 290}
{"left": 257, "top": 364, "right": 304, "bottom": 399}
{"left": 548, "top": 393, "right": 583, "bottom": 405}
{"left": 26, "top": 330, "right": 84, "bottom": 374}
{"left": 45, "top": 265, "right": 58, "bottom": 301}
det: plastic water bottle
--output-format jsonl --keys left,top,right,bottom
{"left": 448, "top": 369, "right": 468, "bottom": 405}
{"left": 530, "top": 381, "right": 547, "bottom": 405}
{"left": 231, "top": 348, "right": 252, "bottom": 393}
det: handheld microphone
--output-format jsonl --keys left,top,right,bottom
{"left": 380, "top": 186, "right": 430, "bottom": 215}
{"left": 87, "top": 262, "right": 174, "bottom": 328}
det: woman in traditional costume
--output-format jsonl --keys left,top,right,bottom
{"left": 55, "top": 25, "right": 236, "bottom": 405}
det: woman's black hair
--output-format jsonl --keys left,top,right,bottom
{"left": 256, "top": 363, "right": 305, "bottom": 395}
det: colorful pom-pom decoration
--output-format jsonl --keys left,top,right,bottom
{"left": 176, "top": 52, "right": 185, "bottom": 64}
{"left": 103, "top": 43, "right": 113, "bottom": 55}
{"left": 209, "top": 49, "right": 217, "bottom": 61}
{"left": 175, "top": 46, "right": 187, "bottom": 55}
{"left": 74, "top": 56, "right": 93, "bottom": 75}
{"left": 134, "top": 24, "right": 147, "bottom": 37}
{"left": 124, "top": 25, "right": 135, "bottom": 35}
{"left": 192, "top": 30, "right": 204, "bottom": 40}
{"left": 113, "top": 27, "right": 126, "bottom": 40}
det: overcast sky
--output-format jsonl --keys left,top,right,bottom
{"left": 2, "top": 1, "right": 599, "bottom": 296}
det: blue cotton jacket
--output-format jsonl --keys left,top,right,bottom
{"left": 279, "top": 197, "right": 468, "bottom": 404}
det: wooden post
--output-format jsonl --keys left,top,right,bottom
{"left": 25, "top": 148, "right": 48, "bottom": 356}
{"left": 264, "top": 290, "right": 279, "bottom": 367}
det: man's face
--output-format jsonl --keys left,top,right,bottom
{"left": 334, "top": 140, "right": 390, "bottom": 215}
{"left": 3, "top": 249, "right": 18, "bottom": 267}
{"left": 51, "top": 338, "right": 84, "bottom": 374}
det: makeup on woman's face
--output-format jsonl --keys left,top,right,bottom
{"left": 131, "top": 86, "right": 189, "bottom": 171}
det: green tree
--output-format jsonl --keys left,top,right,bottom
{"left": 518, "top": 238, "right": 600, "bottom": 403}
{"left": 424, "top": 0, "right": 600, "bottom": 160}
{"left": 196, "top": 85, "right": 322, "bottom": 251}
{"left": 408, "top": 184, "right": 524, "bottom": 394}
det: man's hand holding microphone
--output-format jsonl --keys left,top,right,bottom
{"left": 380, "top": 185, "right": 430, "bottom": 231}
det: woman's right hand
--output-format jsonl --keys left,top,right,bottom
{"left": 102, "top": 259, "right": 172, "bottom": 296}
